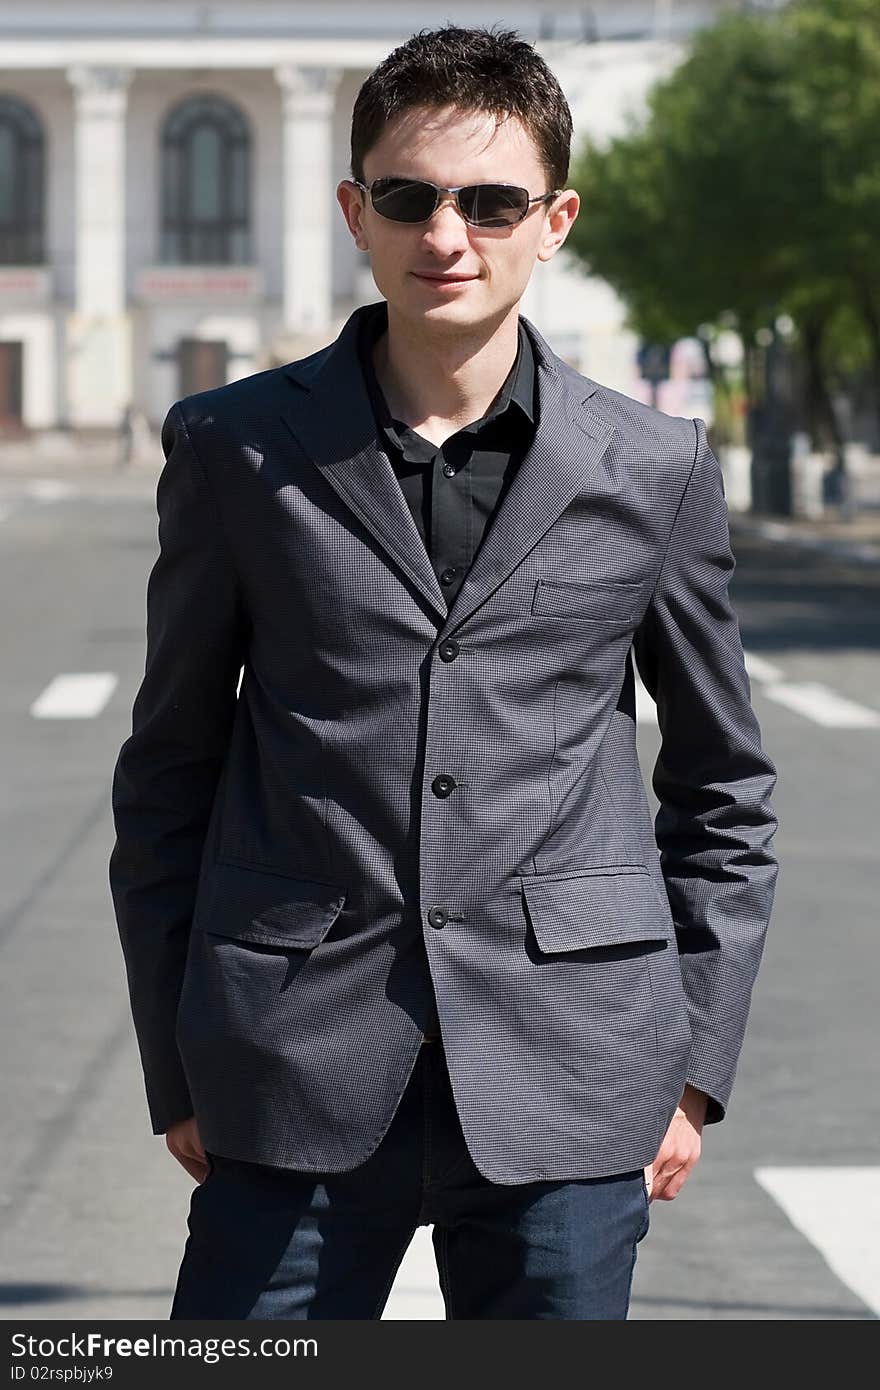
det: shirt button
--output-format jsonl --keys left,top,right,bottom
{"left": 439, "top": 568, "right": 457, "bottom": 586}
{"left": 431, "top": 774, "right": 456, "bottom": 797}
{"left": 443, "top": 462, "right": 456, "bottom": 477}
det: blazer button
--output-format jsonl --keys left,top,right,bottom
{"left": 438, "top": 639, "right": 459, "bottom": 661}
{"left": 431, "top": 774, "right": 456, "bottom": 797}
{"left": 427, "top": 906, "right": 448, "bottom": 928}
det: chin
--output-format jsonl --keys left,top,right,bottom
{"left": 405, "top": 290, "right": 491, "bottom": 325}
{"left": 419, "top": 304, "right": 488, "bottom": 334}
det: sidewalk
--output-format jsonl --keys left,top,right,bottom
{"left": 730, "top": 508, "right": 880, "bottom": 566}
{"left": 3, "top": 445, "right": 880, "bottom": 566}
{"left": 0, "top": 452, "right": 163, "bottom": 502}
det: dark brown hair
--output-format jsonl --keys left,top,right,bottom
{"left": 350, "top": 24, "right": 572, "bottom": 191}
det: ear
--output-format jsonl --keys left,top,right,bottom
{"left": 336, "top": 179, "right": 370, "bottom": 252}
{"left": 536, "top": 189, "right": 580, "bottom": 264}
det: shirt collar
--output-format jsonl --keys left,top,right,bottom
{"left": 357, "top": 300, "right": 536, "bottom": 459}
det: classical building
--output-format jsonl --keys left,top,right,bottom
{"left": 0, "top": 1, "right": 757, "bottom": 438}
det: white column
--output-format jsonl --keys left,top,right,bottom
{"left": 275, "top": 65, "right": 342, "bottom": 338}
{"left": 66, "top": 65, "right": 133, "bottom": 426}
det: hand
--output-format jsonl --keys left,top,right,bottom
{"left": 165, "top": 1114, "right": 211, "bottom": 1184}
{"left": 645, "top": 1083, "right": 709, "bottom": 1203}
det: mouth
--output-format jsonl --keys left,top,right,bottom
{"left": 411, "top": 272, "right": 479, "bottom": 284}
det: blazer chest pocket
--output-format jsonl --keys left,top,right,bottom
{"left": 194, "top": 860, "right": 347, "bottom": 948}
{"left": 516, "top": 864, "right": 671, "bottom": 954}
{"left": 532, "top": 578, "right": 641, "bottom": 622}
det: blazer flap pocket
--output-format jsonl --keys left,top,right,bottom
{"left": 197, "top": 861, "right": 346, "bottom": 948}
{"left": 532, "top": 578, "right": 640, "bottom": 621}
{"left": 518, "top": 865, "right": 670, "bottom": 953}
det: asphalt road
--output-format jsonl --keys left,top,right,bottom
{"left": 1, "top": 466, "right": 877, "bottom": 1321}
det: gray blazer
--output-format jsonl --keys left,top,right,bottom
{"left": 109, "top": 302, "right": 778, "bottom": 1183}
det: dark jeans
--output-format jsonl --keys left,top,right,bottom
{"left": 170, "top": 1037, "right": 650, "bottom": 1320}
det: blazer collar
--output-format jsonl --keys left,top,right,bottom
{"left": 280, "top": 301, "right": 615, "bottom": 636}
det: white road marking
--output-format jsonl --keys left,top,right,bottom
{"left": 634, "top": 672, "right": 658, "bottom": 726}
{"left": 0, "top": 503, "right": 11, "bottom": 523}
{"left": 31, "top": 673, "right": 118, "bottom": 719}
{"left": 851, "top": 543, "right": 880, "bottom": 563}
{"left": 386, "top": 1171, "right": 880, "bottom": 1319}
{"left": 26, "top": 479, "right": 79, "bottom": 502}
{"left": 744, "top": 652, "right": 785, "bottom": 684}
{"left": 636, "top": 649, "right": 786, "bottom": 726}
{"left": 752, "top": 521, "right": 792, "bottom": 542}
{"left": 761, "top": 680, "right": 880, "bottom": 728}
{"left": 741, "top": 519, "right": 880, "bottom": 567}
{"left": 756, "top": 1167, "right": 880, "bottom": 1316}
{"left": 383, "top": 1226, "right": 444, "bottom": 1319}
{"left": 743, "top": 652, "right": 880, "bottom": 728}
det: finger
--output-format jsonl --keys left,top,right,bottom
{"left": 189, "top": 1144, "right": 210, "bottom": 1184}
{"left": 178, "top": 1140, "right": 207, "bottom": 1165}
{"left": 653, "top": 1147, "right": 692, "bottom": 1179}
{"left": 171, "top": 1147, "right": 208, "bottom": 1184}
{"left": 657, "top": 1171, "right": 688, "bottom": 1201}
{"left": 644, "top": 1163, "right": 654, "bottom": 1199}
{"left": 184, "top": 1143, "right": 210, "bottom": 1173}
{"left": 657, "top": 1160, "right": 694, "bottom": 1200}
{"left": 651, "top": 1163, "right": 683, "bottom": 1201}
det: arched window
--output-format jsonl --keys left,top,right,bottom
{"left": 0, "top": 97, "right": 45, "bottom": 265}
{"left": 160, "top": 94, "right": 250, "bottom": 264}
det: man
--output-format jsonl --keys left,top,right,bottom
{"left": 109, "top": 25, "right": 778, "bottom": 1320}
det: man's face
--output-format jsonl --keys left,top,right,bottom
{"left": 337, "top": 104, "right": 578, "bottom": 337}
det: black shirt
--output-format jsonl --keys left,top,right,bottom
{"left": 357, "top": 302, "right": 538, "bottom": 611}
{"left": 357, "top": 302, "right": 538, "bottom": 1039}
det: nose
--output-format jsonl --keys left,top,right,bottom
{"left": 419, "top": 196, "right": 471, "bottom": 256}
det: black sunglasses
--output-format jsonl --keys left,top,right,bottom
{"left": 353, "top": 177, "right": 561, "bottom": 229}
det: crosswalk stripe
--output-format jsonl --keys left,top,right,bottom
{"left": 383, "top": 1227, "right": 443, "bottom": 1319}
{"left": 761, "top": 681, "right": 880, "bottom": 728}
{"left": 744, "top": 652, "right": 785, "bottom": 684}
{"left": 634, "top": 672, "right": 658, "bottom": 726}
{"left": 16, "top": 653, "right": 880, "bottom": 734}
{"left": 755, "top": 1167, "right": 880, "bottom": 1316}
{"left": 649, "top": 648, "right": 880, "bottom": 730}
{"left": 386, "top": 1169, "right": 880, "bottom": 1319}
{"left": 26, "top": 479, "right": 79, "bottom": 502}
{"left": 30, "top": 673, "right": 118, "bottom": 719}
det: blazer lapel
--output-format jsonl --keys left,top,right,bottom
{"left": 440, "top": 324, "right": 616, "bottom": 637}
{"left": 280, "top": 304, "right": 449, "bottom": 620}
{"left": 279, "top": 302, "right": 616, "bottom": 635}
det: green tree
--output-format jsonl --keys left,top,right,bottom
{"left": 567, "top": 0, "right": 880, "bottom": 449}
{"left": 783, "top": 0, "right": 880, "bottom": 437}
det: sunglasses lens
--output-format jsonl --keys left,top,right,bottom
{"left": 369, "top": 178, "right": 437, "bottom": 223}
{"left": 460, "top": 185, "right": 530, "bottom": 227}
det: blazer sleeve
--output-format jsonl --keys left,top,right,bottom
{"left": 632, "top": 416, "right": 779, "bottom": 1124}
{"left": 108, "top": 402, "right": 249, "bottom": 1136}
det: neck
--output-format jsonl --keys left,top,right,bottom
{"left": 372, "top": 303, "right": 521, "bottom": 447}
